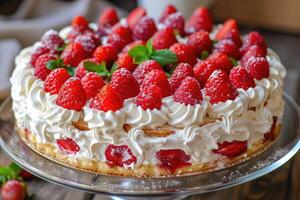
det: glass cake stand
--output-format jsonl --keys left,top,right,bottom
{"left": 0, "top": 94, "right": 300, "bottom": 200}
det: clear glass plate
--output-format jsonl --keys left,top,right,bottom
{"left": 0, "top": 94, "right": 299, "bottom": 199}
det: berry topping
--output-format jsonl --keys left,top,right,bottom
{"left": 34, "top": 53, "right": 57, "bottom": 81}
{"left": 156, "top": 149, "right": 191, "bottom": 173}
{"left": 57, "top": 138, "right": 80, "bottom": 154}
{"left": 187, "top": 30, "right": 212, "bottom": 57}
{"left": 90, "top": 85, "right": 123, "bottom": 112}
{"left": 135, "top": 85, "right": 163, "bottom": 110}
{"left": 44, "top": 68, "right": 71, "bottom": 95}
{"left": 215, "top": 19, "right": 238, "bottom": 40}
{"left": 1, "top": 180, "right": 27, "bottom": 200}
{"left": 122, "top": 40, "right": 146, "bottom": 53}
{"left": 229, "top": 66, "right": 255, "bottom": 90}
{"left": 213, "top": 140, "right": 247, "bottom": 158}
{"left": 111, "top": 68, "right": 140, "bottom": 100}
{"left": 214, "top": 39, "right": 241, "bottom": 59}
{"left": 41, "top": 30, "right": 64, "bottom": 50}
{"left": 116, "top": 53, "right": 137, "bottom": 72}
{"left": 264, "top": 117, "right": 277, "bottom": 141}
{"left": 152, "top": 28, "right": 177, "bottom": 50}
{"left": 169, "top": 63, "right": 194, "bottom": 93}
{"left": 240, "top": 31, "right": 267, "bottom": 55}
{"left": 75, "top": 58, "right": 98, "bottom": 79}
{"left": 98, "top": 7, "right": 119, "bottom": 28}
{"left": 240, "top": 45, "right": 266, "bottom": 66}
{"left": 30, "top": 46, "right": 57, "bottom": 67}
{"left": 81, "top": 72, "right": 105, "bottom": 99}
{"left": 74, "top": 31, "right": 99, "bottom": 56}
{"left": 111, "top": 24, "right": 133, "bottom": 42}
{"left": 61, "top": 43, "right": 88, "bottom": 67}
{"left": 133, "top": 60, "right": 163, "bottom": 84}
{"left": 105, "top": 144, "right": 137, "bottom": 168}
{"left": 159, "top": 4, "right": 177, "bottom": 23}
{"left": 244, "top": 57, "right": 270, "bottom": 80}
{"left": 204, "top": 69, "right": 238, "bottom": 104}
{"left": 127, "top": 7, "right": 147, "bottom": 30}
{"left": 71, "top": 15, "right": 89, "bottom": 31}
{"left": 132, "top": 16, "right": 157, "bottom": 41}
{"left": 169, "top": 43, "right": 197, "bottom": 66}
{"left": 163, "top": 12, "right": 185, "bottom": 36}
{"left": 186, "top": 7, "right": 213, "bottom": 34}
{"left": 56, "top": 78, "right": 87, "bottom": 111}
{"left": 93, "top": 44, "right": 118, "bottom": 67}
{"left": 107, "top": 33, "right": 130, "bottom": 53}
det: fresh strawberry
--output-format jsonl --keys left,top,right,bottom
{"left": 132, "top": 16, "right": 157, "bottom": 41}
{"left": 1, "top": 180, "right": 27, "bottom": 200}
{"left": 214, "top": 39, "right": 241, "bottom": 59}
{"left": 98, "top": 7, "right": 119, "bottom": 28}
{"left": 127, "top": 7, "right": 147, "bottom": 30}
{"left": 264, "top": 117, "right": 277, "bottom": 141}
{"left": 122, "top": 40, "right": 145, "bottom": 53}
{"left": 34, "top": 54, "right": 57, "bottom": 81}
{"left": 240, "top": 31, "right": 267, "bottom": 55}
{"left": 213, "top": 140, "right": 247, "bottom": 158}
{"left": 30, "top": 46, "right": 57, "bottom": 67}
{"left": 44, "top": 68, "right": 71, "bottom": 95}
{"left": 81, "top": 72, "right": 105, "bottom": 99}
{"left": 169, "top": 43, "right": 197, "bottom": 66}
{"left": 229, "top": 66, "right": 255, "bottom": 90}
{"left": 240, "top": 45, "right": 266, "bottom": 66}
{"left": 156, "top": 149, "right": 191, "bottom": 173}
{"left": 61, "top": 43, "right": 88, "bottom": 67}
{"left": 90, "top": 85, "right": 123, "bottom": 112}
{"left": 111, "top": 24, "right": 133, "bottom": 42}
{"left": 141, "top": 69, "right": 171, "bottom": 97}
{"left": 105, "top": 144, "right": 137, "bottom": 168}
{"left": 116, "top": 53, "right": 137, "bottom": 72}
{"left": 111, "top": 68, "right": 140, "bottom": 100}
{"left": 56, "top": 138, "right": 80, "bottom": 154}
{"left": 244, "top": 57, "right": 270, "bottom": 80}
{"left": 159, "top": 4, "right": 177, "bottom": 23}
{"left": 215, "top": 19, "right": 238, "bottom": 40}
{"left": 93, "top": 44, "right": 118, "bottom": 67}
{"left": 75, "top": 58, "right": 98, "bottom": 78}
{"left": 169, "top": 63, "right": 194, "bottom": 93}
{"left": 187, "top": 30, "right": 212, "bottom": 57}
{"left": 185, "top": 7, "right": 213, "bottom": 34}
{"left": 133, "top": 60, "right": 163, "bottom": 84}
{"left": 41, "top": 30, "right": 64, "bottom": 50}
{"left": 152, "top": 28, "right": 177, "bottom": 50}
{"left": 135, "top": 85, "right": 163, "bottom": 110}
{"left": 71, "top": 15, "right": 89, "bottom": 31}
{"left": 163, "top": 12, "right": 185, "bottom": 36}
{"left": 204, "top": 69, "right": 238, "bottom": 104}
{"left": 56, "top": 78, "right": 87, "bottom": 111}
{"left": 74, "top": 31, "right": 99, "bottom": 56}
{"left": 107, "top": 33, "right": 129, "bottom": 52}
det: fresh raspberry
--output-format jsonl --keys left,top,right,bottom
{"left": 127, "top": 7, "right": 147, "bottom": 30}
{"left": 41, "top": 30, "right": 64, "bottom": 50}
{"left": 215, "top": 19, "right": 238, "bottom": 40}
{"left": 90, "top": 85, "right": 123, "bottom": 112}
{"left": 152, "top": 28, "right": 177, "bottom": 50}
{"left": 95, "top": 26, "right": 108, "bottom": 38}
{"left": 56, "top": 138, "right": 80, "bottom": 155}
{"left": 71, "top": 15, "right": 89, "bottom": 31}
{"left": 98, "top": 7, "right": 119, "bottom": 28}
{"left": 44, "top": 68, "right": 71, "bottom": 95}
{"left": 34, "top": 54, "right": 57, "bottom": 81}
{"left": 105, "top": 144, "right": 137, "bottom": 168}
{"left": 111, "top": 68, "right": 140, "bottom": 100}
{"left": 116, "top": 53, "right": 137, "bottom": 72}
{"left": 74, "top": 31, "right": 99, "bottom": 56}
{"left": 107, "top": 33, "right": 130, "bottom": 53}
{"left": 169, "top": 63, "right": 194, "bottom": 93}
{"left": 81, "top": 72, "right": 105, "bottom": 99}
{"left": 30, "top": 46, "right": 57, "bottom": 67}
{"left": 56, "top": 78, "right": 87, "bottom": 111}
{"left": 229, "top": 66, "right": 255, "bottom": 90}
{"left": 222, "top": 28, "right": 243, "bottom": 47}
{"left": 111, "top": 24, "right": 133, "bottom": 42}
{"left": 135, "top": 85, "right": 163, "bottom": 110}
{"left": 206, "top": 52, "right": 233, "bottom": 73}
{"left": 132, "top": 16, "right": 157, "bottom": 41}
{"left": 122, "top": 40, "right": 145, "bottom": 53}
{"left": 169, "top": 43, "right": 197, "bottom": 66}
{"left": 156, "top": 149, "right": 191, "bottom": 173}
{"left": 240, "top": 45, "right": 266, "bottom": 66}
{"left": 185, "top": 7, "right": 213, "bottom": 34}
{"left": 213, "top": 39, "right": 241, "bottom": 59}
{"left": 264, "top": 117, "right": 277, "bottom": 141}
{"left": 204, "top": 69, "right": 238, "bottom": 104}
{"left": 61, "top": 43, "right": 88, "bottom": 67}
{"left": 159, "top": 4, "right": 177, "bottom": 23}
{"left": 1, "top": 180, "right": 27, "bottom": 200}
{"left": 187, "top": 30, "right": 212, "bottom": 57}
{"left": 173, "top": 76, "right": 202, "bottom": 105}
{"left": 75, "top": 58, "right": 98, "bottom": 79}
{"left": 141, "top": 69, "right": 171, "bottom": 97}
{"left": 133, "top": 60, "right": 163, "bottom": 84}
{"left": 163, "top": 12, "right": 185, "bottom": 36}
{"left": 240, "top": 31, "right": 267, "bottom": 55}
{"left": 93, "top": 44, "right": 118, "bottom": 67}
{"left": 213, "top": 140, "right": 247, "bottom": 158}
{"left": 244, "top": 57, "right": 270, "bottom": 80}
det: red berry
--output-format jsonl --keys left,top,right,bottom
{"left": 74, "top": 31, "right": 99, "bottom": 56}
{"left": 75, "top": 58, "right": 98, "bottom": 79}
{"left": 19, "top": 169, "right": 34, "bottom": 180}
{"left": 152, "top": 28, "right": 177, "bottom": 50}
{"left": 122, "top": 40, "right": 145, "bottom": 53}
{"left": 56, "top": 78, "right": 87, "bottom": 111}
{"left": 240, "top": 31, "right": 267, "bottom": 55}
{"left": 133, "top": 60, "right": 163, "bottom": 84}
{"left": 135, "top": 85, "right": 163, "bottom": 110}
{"left": 169, "top": 63, "right": 194, "bottom": 93}
{"left": 105, "top": 144, "right": 137, "bottom": 168}
{"left": 90, "top": 85, "right": 123, "bottom": 112}
{"left": 244, "top": 57, "right": 270, "bottom": 80}
{"left": 57, "top": 138, "right": 80, "bottom": 154}
{"left": 240, "top": 45, "right": 266, "bottom": 66}
{"left": 186, "top": 7, "right": 213, "bottom": 34}
{"left": 116, "top": 53, "right": 137, "bottom": 72}
{"left": 95, "top": 26, "right": 108, "bottom": 39}
{"left": 34, "top": 54, "right": 57, "bottom": 81}
{"left": 107, "top": 33, "right": 129, "bottom": 53}
{"left": 132, "top": 16, "right": 157, "bottom": 41}
{"left": 215, "top": 19, "right": 238, "bottom": 40}
{"left": 61, "top": 43, "right": 88, "bottom": 67}
{"left": 44, "top": 68, "right": 71, "bottom": 95}
{"left": 127, "top": 7, "right": 147, "bottom": 30}
{"left": 1, "top": 180, "right": 27, "bottom": 200}
{"left": 111, "top": 68, "right": 140, "bottom": 100}
{"left": 204, "top": 69, "right": 238, "bottom": 104}
{"left": 170, "top": 43, "right": 197, "bottom": 66}
{"left": 159, "top": 4, "right": 177, "bottom": 23}
{"left": 163, "top": 12, "right": 185, "bottom": 36}
{"left": 41, "top": 30, "right": 64, "bottom": 50}
{"left": 71, "top": 15, "right": 89, "bottom": 31}
{"left": 213, "top": 140, "right": 247, "bottom": 158}
{"left": 214, "top": 39, "right": 241, "bottom": 59}
{"left": 264, "top": 117, "right": 277, "bottom": 141}
{"left": 229, "top": 66, "right": 255, "bottom": 90}
{"left": 98, "top": 7, "right": 119, "bottom": 28}
{"left": 207, "top": 52, "right": 233, "bottom": 74}
{"left": 93, "top": 44, "right": 118, "bottom": 67}
{"left": 156, "top": 149, "right": 191, "bottom": 173}
{"left": 81, "top": 72, "right": 105, "bottom": 99}
{"left": 111, "top": 24, "right": 133, "bottom": 42}
{"left": 187, "top": 30, "right": 212, "bottom": 57}
{"left": 173, "top": 76, "right": 202, "bottom": 105}
{"left": 30, "top": 46, "right": 57, "bottom": 67}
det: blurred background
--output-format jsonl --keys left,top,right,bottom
{"left": 0, "top": 0, "right": 299, "bottom": 199}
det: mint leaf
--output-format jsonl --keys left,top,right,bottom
{"left": 200, "top": 51, "right": 209, "bottom": 60}
{"left": 9, "top": 163, "right": 22, "bottom": 174}
{"left": 0, "top": 166, "right": 19, "bottom": 184}
{"left": 151, "top": 50, "right": 177, "bottom": 66}
{"left": 229, "top": 57, "right": 238, "bottom": 66}
{"left": 66, "top": 67, "right": 75, "bottom": 76}
{"left": 84, "top": 61, "right": 111, "bottom": 77}
{"left": 46, "top": 59, "right": 63, "bottom": 70}
{"left": 110, "top": 63, "right": 118, "bottom": 74}
{"left": 128, "top": 45, "right": 151, "bottom": 64}
{"left": 57, "top": 44, "right": 67, "bottom": 52}
{"left": 146, "top": 39, "right": 154, "bottom": 55}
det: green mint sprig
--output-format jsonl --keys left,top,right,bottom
{"left": 46, "top": 59, "right": 75, "bottom": 76}
{"left": 0, "top": 163, "right": 22, "bottom": 185}
{"left": 83, "top": 61, "right": 111, "bottom": 77}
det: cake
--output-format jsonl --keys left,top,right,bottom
{"left": 10, "top": 5, "right": 286, "bottom": 177}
